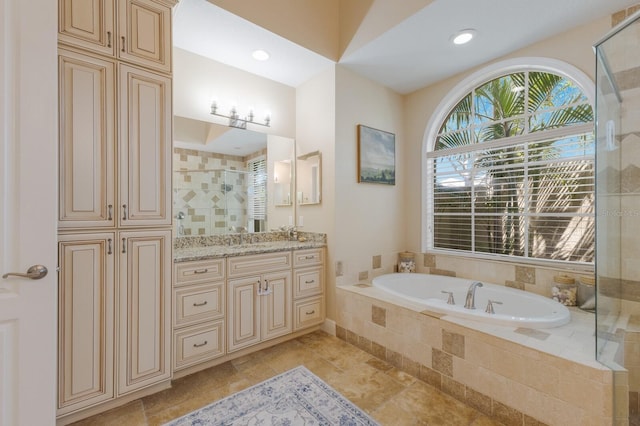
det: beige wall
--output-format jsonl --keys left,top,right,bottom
{"left": 332, "top": 66, "right": 406, "bottom": 310}
{"left": 295, "top": 67, "right": 337, "bottom": 318}
{"left": 173, "top": 47, "right": 296, "bottom": 139}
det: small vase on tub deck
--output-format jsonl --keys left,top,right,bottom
{"left": 398, "top": 251, "right": 415, "bottom": 273}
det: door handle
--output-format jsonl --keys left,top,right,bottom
{"left": 2, "top": 264, "right": 48, "bottom": 280}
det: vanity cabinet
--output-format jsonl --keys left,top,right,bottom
{"left": 293, "top": 248, "right": 326, "bottom": 330}
{"left": 59, "top": 0, "right": 173, "bottom": 73}
{"left": 227, "top": 252, "right": 293, "bottom": 352}
{"left": 173, "top": 259, "right": 226, "bottom": 371}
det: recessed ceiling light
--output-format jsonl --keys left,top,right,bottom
{"left": 252, "top": 49, "right": 270, "bottom": 61}
{"left": 452, "top": 29, "right": 476, "bottom": 45}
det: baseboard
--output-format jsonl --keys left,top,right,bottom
{"left": 321, "top": 318, "right": 336, "bottom": 336}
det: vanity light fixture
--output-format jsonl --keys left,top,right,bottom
{"left": 210, "top": 101, "right": 271, "bottom": 129}
{"left": 452, "top": 29, "right": 476, "bottom": 45}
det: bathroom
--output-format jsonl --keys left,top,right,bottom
{"left": 4, "top": 0, "right": 640, "bottom": 425}
{"left": 164, "top": 1, "right": 639, "bottom": 424}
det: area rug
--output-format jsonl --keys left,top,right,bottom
{"left": 164, "top": 365, "right": 379, "bottom": 425}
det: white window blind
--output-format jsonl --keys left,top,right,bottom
{"left": 248, "top": 157, "right": 266, "bottom": 220}
{"left": 427, "top": 70, "right": 594, "bottom": 264}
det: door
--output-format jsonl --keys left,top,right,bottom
{"left": 57, "top": 233, "right": 115, "bottom": 414}
{"left": 261, "top": 270, "right": 292, "bottom": 341}
{"left": 117, "top": 229, "right": 171, "bottom": 395}
{"left": 0, "top": 0, "right": 58, "bottom": 425}
{"left": 58, "top": 49, "right": 116, "bottom": 229}
{"left": 227, "top": 276, "right": 260, "bottom": 352}
{"left": 118, "top": 63, "right": 171, "bottom": 227}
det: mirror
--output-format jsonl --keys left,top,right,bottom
{"left": 296, "top": 151, "right": 321, "bottom": 205}
{"left": 172, "top": 116, "right": 294, "bottom": 236}
{"left": 273, "top": 160, "right": 293, "bottom": 206}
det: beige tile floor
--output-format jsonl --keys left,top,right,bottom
{"left": 71, "top": 331, "right": 503, "bottom": 426}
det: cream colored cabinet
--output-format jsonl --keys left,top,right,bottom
{"left": 117, "top": 0, "right": 172, "bottom": 73}
{"left": 58, "top": 58, "right": 171, "bottom": 229}
{"left": 58, "top": 49, "right": 115, "bottom": 229}
{"left": 227, "top": 252, "right": 293, "bottom": 353}
{"left": 57, "top": 0, "right": 174, "bottom": 421}
{"left": 59, "top": 0, "right": 173, "bottom": 73}
{"left": 59, "top": 0, "right": 116, "bottom": 57}
{"left": 57, "top": 232, "right": 115, "bottom": 415}
{"left": 117, "top": 229, "right": 172, "bottom": 395}
{"left": 293, "top": 248, "right": 325, "bottom": 331}
{"left": 118, "top": 64, "right": 172, "bottom": 227}
{"left": 173, "top": 259, "right": 226, "bottom": 371}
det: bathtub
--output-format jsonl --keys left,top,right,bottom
{"left": 371, "top": 273, "right": 570, "bottom": 329}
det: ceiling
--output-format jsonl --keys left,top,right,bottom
{"left": 173, "top": 0, "right": 638, "bottom": 95}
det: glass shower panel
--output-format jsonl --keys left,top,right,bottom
{"left": 595, "top": 11, "right": 640, "bottom": 425}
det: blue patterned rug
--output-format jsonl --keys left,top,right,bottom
{"left": 164, "top": 366, "right": 379, "bottom": 425}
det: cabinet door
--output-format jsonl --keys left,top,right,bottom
{"left": 118, "top": 64, "right": 171, "bottom": 227}
{"left": 227, "top": 276, "right": 261, "bottom": 352}
{"left": 117, "top": 229, "right": 171, "bottom": 395}
{"left": 261, "top": 270, "right": 292, "bottom": 341}
{"left": 58, "top": 50, "right": 115, "bottom": 229}
{"left": 57, "top": 232, "right": 115, "bottom": 415}
{"left": 59, "top": 0, "right": 116, "bottom": 57}
{"left": 117, "top": 0, "right": 172, "bottom": 73}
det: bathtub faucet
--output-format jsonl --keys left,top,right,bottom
{"left": 464, "top": 281, "right": 483, "bottom": 309}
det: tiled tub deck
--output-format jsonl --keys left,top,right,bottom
{"left": 336, "top": 284, "right": 616, "bottom": 426}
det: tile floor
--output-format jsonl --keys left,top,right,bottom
{"left": 71, "top": 331, "right": 503, "bottom": 426}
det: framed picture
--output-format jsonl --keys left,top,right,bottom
{"left": 357, "top": 124, "right": 395, "bottom": 185}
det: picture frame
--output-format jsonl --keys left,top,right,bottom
{"left": 357, "top": 124, "right": 395, "bottom": 185}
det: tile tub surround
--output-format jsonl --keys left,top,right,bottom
{"left": 337, "top": 284, "right": 614, "bottom": 426}
{"left": 173, "top": 232, "right": 327, "bottom": 262}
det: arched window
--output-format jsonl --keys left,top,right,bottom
{"left": 424, "top": 60, "right": 594, "bottom": 264}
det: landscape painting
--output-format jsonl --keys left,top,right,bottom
{"left": 357, "top": 124, "right": 395, "bottom": 185}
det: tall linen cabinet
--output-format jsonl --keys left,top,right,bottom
{"left": 56, "top": 0, "right": 176, "bottom": 422}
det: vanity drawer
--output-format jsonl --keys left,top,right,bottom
{"left": 294, "top": 266, "right": 323, "bottom": 299}
{"left": 293, "top": 296, "right": 324, "bottom": 331}
{"left": 175, "top": 259, "right": 225, "bottom": 285}
{"left": 173, "top": 321, "right": 225, "bottom": 370}
{"left": 174, "top": 282, "right": 224, "bottom": 327}
{"left": 293, "top": 248, "right": 324, "bottom": 268}
{"left": 227, "top": 251, "right": 292, "bottom": 278}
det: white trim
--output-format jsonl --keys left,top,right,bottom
{"left": 421, "top": 57, "right": 595, "bottom": 254}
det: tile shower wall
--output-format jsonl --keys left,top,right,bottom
{"left": 173, "top": 147, "right": 266, "bottom": 236}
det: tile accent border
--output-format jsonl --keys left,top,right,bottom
{"left": 336, "top": 324, "right": 546, "bottom": 426}
{"left": 336, "top": 286, "right": 613, "bottom": 426}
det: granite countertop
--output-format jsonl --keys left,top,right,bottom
{"left": 174, "top": 240, "right": 326, "bottom": 263}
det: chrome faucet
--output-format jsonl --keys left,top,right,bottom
{"left": 464, "top": 281, "right": 483, "bottom": 309}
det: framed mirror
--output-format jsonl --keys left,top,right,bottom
{"left": 296, "top": 151, "right": 321, "bottom": 205}
{"left": 172, "top": 116, "right": 295, "bottom": 236}
{"left": 273, "top": 160, "right": 293, "bottom": 206}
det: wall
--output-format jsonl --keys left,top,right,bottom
{"left": 332, "top": 66, "right": 406, "bottom": 311}
{"left": 173, "top": 48, "right": 296, "bottom": 139}
{"left": 295, "top": 66, "right": 337, "bottom": 318}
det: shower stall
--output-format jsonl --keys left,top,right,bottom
{"left": 595, "top": 10, "right": 640, "bottom": 425}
